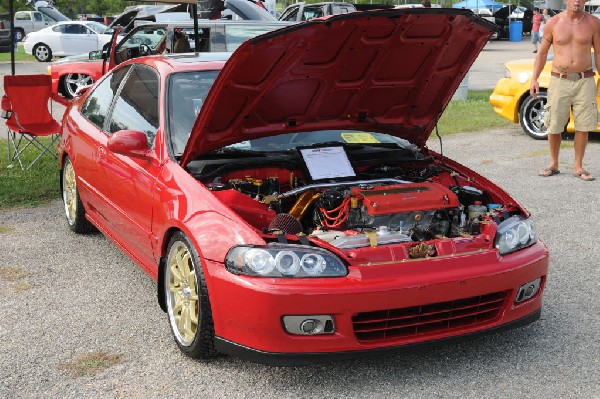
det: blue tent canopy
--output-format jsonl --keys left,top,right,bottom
{"left": 452, "top": 0, "right": 505, "bottom": 12}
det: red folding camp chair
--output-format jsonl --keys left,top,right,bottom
{"left": 2, "top": 74, "right": 61, "bottom": 170}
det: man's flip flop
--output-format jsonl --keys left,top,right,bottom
{"left": 574, "top": 171, "right": 595, "bottom": 181}
{"left": 539, "top": 167, "right": 560, "bottom": 177}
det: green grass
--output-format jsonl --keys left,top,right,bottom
{"left": 0, "top": 43, "right": 36, "bottom": 63}
{"left": 0, "top": 90, "right": 511, "bottom": 210}
{"left": 438, "top": 90, "right": 513, "bottom": 136}
{"left": 0, "top": 136, "right": 60, "bottom": 209}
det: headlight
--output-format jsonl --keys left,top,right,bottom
{"left": 504, "top": 68, "right": 511, "bottom": 79}
{"left": 494, "top": 215, "right": 537, "bottom": 255}
{"left": 517, "top": 71, "right": 530, "bottom": 84}
{"left": 225, "top": 244, "right": 347, "bottom": 278}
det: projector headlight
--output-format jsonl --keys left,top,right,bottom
{"left": 494, "top": 215, "right": 537, "bottom": 255}
{"left": 225, "top": 244, "right": 347, "bottom": 278}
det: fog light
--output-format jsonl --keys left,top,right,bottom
{"left": 515, "top": 278, "right": 542, "bottom": 303}
{"left": 283, "top": 315, "right": 335, "bottom": 335}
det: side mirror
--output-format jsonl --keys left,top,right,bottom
{"left": 89, "top": 50, "right": 102, "bottom": 60}
{"left": 107, "top": 129, "right": 150, "bottom": 158}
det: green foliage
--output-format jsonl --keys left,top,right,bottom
{"left": 0, "top": 43, "right": 35, "bottom": 62}
{"left": 0, "top": 136, "right": 60, "bottom": 209}
{"left": 437, "top": 90, "right": 512, "bottom": 136}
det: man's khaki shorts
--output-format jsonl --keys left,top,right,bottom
{"left": 544, "top": 76, "right": 598, "bottom": 134}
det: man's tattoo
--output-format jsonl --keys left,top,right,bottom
{"left": 558, "top": 65, "right": 570, "bottom": 73}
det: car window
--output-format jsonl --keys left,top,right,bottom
{"left": 34, "top": 12, "right": 43, "bottom": 22}
{"left": 109, "top": 65, "right": 160, "bottom": 146}
{"left": 15, "top": 12, "right": 31, "bottom": 21}
{"left": 41, "top": 14, "right": 56, "bottom": 23}
{"left": 88, "top": 22, "right": 108, "bottom": 34}
{"left": 81, "top": 66, "right": 131, "bottom": 131}
{"left": 332, "top": 5, "right": 354, "bottom": 14}
{"left": 65, "top": 24, "right": 87, "bottom": 34}
{"left": 167, "top": 70, "right": 219, "bottom": 155}
{"left": 224, "top": 24, "right": 283, "bottom": 51}
{"left": 280, "top": 7, "right": 299, "bottom": 21}
{"left": 181, "top": 27, "right": 211, "bottom": 52}
{"left": 119, "top": 25, "right": 167, "bottom": 51}
{"left": 303, "top": 6, "right": 324, "bottom": 20}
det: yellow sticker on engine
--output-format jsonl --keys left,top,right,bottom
{"left": 340, "top": 132, "right": 381, "bottom": 143}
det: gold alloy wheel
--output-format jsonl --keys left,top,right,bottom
{"left": 62, "top": 160, "right": 77, "bottom": 226}
{"left": 166, "top": 241, "right": 199, "bottom": 346}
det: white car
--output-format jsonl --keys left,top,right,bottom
{"left": 24, "top": 21, "right": 111, "bottom": 62}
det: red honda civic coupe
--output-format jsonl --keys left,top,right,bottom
{"left": 58, "top": 9, "right": 547, "bottom": 365}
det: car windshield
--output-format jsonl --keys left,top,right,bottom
{"left": 167, "top": 72, "right": 416, "bottom": 157}
{"left": 120, "top": 26, "right": 167, "bottom": 50}
{"left": 168, "top": 70, "right": 220, "bottom": 155}
{"left": 216, "top": 130, "right": 416, "bottom": 154}
{"left": 88, "top": 22, "right": 108, "bottom": 34}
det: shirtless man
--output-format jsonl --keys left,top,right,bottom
{"left": 530, "top": 0, "right": 600, "bottom": 181}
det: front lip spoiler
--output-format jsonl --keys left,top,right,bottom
{"left": 214, "top": 308, "right": 541, "bottom": 366}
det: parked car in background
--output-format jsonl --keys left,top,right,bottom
{"left": 493, "top": 4, "right": 559, "bottom": 40}
{"left": 47, "top": 19, "right": 292, "bottom": 99}
{"left": 58, "top": 9, "right": 546, "bottom": 365}
{"left": 106, "top": 0, "right": 276, "bottom": 35}
{"left": 13, "top": 3, "right": 71, "bottom": 42}
{"left": 23, "top": 20, "right": 110, "bottom": 62}
{"left": 0, "top": 13, "right": 12, "bottom": 52}
{"left": 279, "top": 1, "right": 356, "bottom": 21}
{"left": 489, "top": 56, "right": 599, "bottom": 139}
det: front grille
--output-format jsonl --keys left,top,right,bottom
{"left": 353, "top": 291, "right": 508, "bottom": 342}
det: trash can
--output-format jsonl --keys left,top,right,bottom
{"left": 452, "top": 72, "right": 469, "bottom": 101}
{"left": 509, "top": 21, "right": 523, "bottom": 42}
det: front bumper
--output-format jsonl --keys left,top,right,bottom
{"left": 206, "top": 241, "right": 548, "bottom": 364}
{"left": 489, "top": 77, "right": 527, "bottom": 123}
{"left": 215, "top": 309, "right": 541, "bottom": 366}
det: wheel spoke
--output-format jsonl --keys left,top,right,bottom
{"left": 169, "top": 260, "right": 184, "bottom": 283}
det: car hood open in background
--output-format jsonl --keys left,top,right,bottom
{"left": 181, "top": 9, "right": 495, "bottom": 166}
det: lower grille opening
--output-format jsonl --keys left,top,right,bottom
{"left": 352, "top": 291, "right": 508, "bottom": 342}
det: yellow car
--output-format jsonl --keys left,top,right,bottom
{"left": 489, "top": 57, "right": 599, "bottom": 139}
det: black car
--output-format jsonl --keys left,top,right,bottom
{"left": 0, "top": 13, "right": 12, "bottom": 53}
{"left": 493, "top": 4, "right": 560, "bottom": 40}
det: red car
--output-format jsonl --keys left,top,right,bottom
{"left": 47, "top": 20, "right": 293, "bottom": 99}
{"left": 58, "top": 9, "right": 548, "bottom": 365}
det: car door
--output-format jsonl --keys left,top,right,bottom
{"left": 60, "top": 24, "right": 98, "bottom": 55}
{"left": 75, "top": 66, "right": 131, "bottom": 222}
{"left": 95, "top": 64, "right": 162, "bottom": 268}
{"left": 279, "top": 4, "right": 300, "bottom": 21}
{"left": 32, "top": 12, "right": 51, "bottom": 32}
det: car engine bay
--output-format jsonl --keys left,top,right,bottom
{"left": 188, "top": 145, "right": 520, "bottom": 257}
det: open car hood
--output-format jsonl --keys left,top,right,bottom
{"left": 181, "top": 9, "right": 495, "bottom": 166}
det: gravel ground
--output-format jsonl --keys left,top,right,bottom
{"left": 1, "top": 125, "right": 599, "bottom": 398}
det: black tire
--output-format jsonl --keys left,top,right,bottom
{"left": 33, "top": 43, "right": 52, "bottom": 62}
{"left": 15, "top": 29, "right": 24, "bottom": 42}
{"left": 163, "top": 232, "right": 217, "bottom": 359}
{"left": 519, "top": 92, "right": 548, "bottom": 140}
{"left": 62, "top": 157, "right": 94, "bottom": 234}
{"left": 62, "top": 73, "right": 94, "bottom": 99}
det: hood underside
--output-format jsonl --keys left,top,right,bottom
{"left": 181, "top": 9, "right": 495, "bottom": 166}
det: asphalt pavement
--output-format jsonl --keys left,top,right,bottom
{"left": 1, "top": 38, "right": 598, "bottom": 398}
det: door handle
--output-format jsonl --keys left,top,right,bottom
{"left": 98, "top": 146, "right": 105, "bottom": 159}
